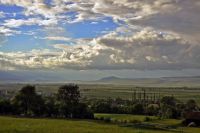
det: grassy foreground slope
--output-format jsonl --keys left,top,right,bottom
{"left": 0, "top": 116, "right": 200, "bottom": 133}
{"left": 0, "top": 116, "right": 174, "bottom": 133}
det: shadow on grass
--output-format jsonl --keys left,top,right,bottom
{"left": 93, "top": 117, "right": 184, "bottom": 132}
{"left": 0, "top": 129, "right": 29, "bottom": 133}
{"left": 119, "top": 123, "right": 184, "bottom": 133}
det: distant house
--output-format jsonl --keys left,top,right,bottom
{"left": 37, "top": 91, "right": 43, "bottom": 96}
{"left": 184, "top": 111, "right": 200, "bottom": 126}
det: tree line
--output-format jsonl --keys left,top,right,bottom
{"left": 86, "top": 96, "right": 199, "bottom": 119}
{"left": 0, "top": 84, "right": 93, "bottom": 119}
{"left": 0, "top": 84, "right": 199, "bottom": 120}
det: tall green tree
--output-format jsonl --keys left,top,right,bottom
{"left": 12, "top": 85, "right": 44, "bottom": 116}
{"left": 160, "top": 96, "right": 177, "bottom": 118}
{"left": 0, "top": 98, "right": 12, "bottom": 114}
{"left": 44, "top": 96, "right": 58, "bottom": 117}
{"left": 57, "top": 84, "right": 80, "bottom": 118}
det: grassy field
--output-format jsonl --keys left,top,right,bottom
{"left": 0, "top": 115, "right": 200, "bottom": 133}
{"left": 0, "top": 116, "right": 173, "bottom": 133}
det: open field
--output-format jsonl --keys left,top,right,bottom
{"left": 0, "top": 115, "right": 200, "bottom": 133}
{"left": 0, "top": 116, "right": 171, "bottom": 133}
{"left": 1, "top": 83, "right": 200, "bottom": 103}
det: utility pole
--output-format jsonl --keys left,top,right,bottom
{"left": 134, "top": 89, "right": 136, "bottom": 101}
{"left": 143, "top": 89, "right": 146, "bottom": 101}
{"left": 131, "top": 88, "right": 133, "bottom": 102}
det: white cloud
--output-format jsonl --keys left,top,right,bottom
{"left": 0, "top": 28, "right": 200, "bottom": 70}
{"left": 0, "top": 0, "right": 56, "bottom": 18}
{"left": 1, "top": 0, "right": 199, "bottom": 41}
{"left": 43, "top": 36, "right": 71, "bottom": 41}
{"left": 91, "top": 22, "right": 98, "bottom": 24}
{"left": 128, "top": 0, "right": 200, "bottom": 42}
{"left": 0, "top": 11, "right": 5, "bottom": 18}
{"left": 0, "top": 26, "right": 20, "bottom": 36}
{"left": 0, "top": 0, "right": 200, "bottom": 71}
{"left": 3, "top": 18, "right": 58, "bottom": 28}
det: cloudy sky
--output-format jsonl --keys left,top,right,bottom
{"left": 0, "top": 0, "right": 200, "bottom": 81}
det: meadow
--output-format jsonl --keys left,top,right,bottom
{"left": 0, "top": 114, "right": 200, "bottom": 133}
{"left": 0, "top": 116, "right": 168, "bottom": 133}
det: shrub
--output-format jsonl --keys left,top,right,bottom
{"left": 146, "top": 104, "right": 159, "bottom": 116}
{"left": 129, "top": 119, "right": 141, "bottom": 124}
{"left": 104, "top": 117, "right": 111, "bottom": 123}
{"left": 144, "top": 116, "right": 152, "bottom": 122}
{"left": 129, "top": 104, "right": 144, "bottom": 115}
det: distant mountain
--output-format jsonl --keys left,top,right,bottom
{"left": 95, "top": 76, "right": 200, "bottom": 87}
{"left": 1, "top": 71, "right": 200, "bottom": 87}
{"left": 98, "top": 76, "right": 122, "bottom": 81}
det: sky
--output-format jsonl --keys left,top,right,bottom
{"left": 0, "top": 0, "right": 200, "bottom": 81}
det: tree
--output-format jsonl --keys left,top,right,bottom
{"left": 12, "top": 85, "right": 44, "bottom": 116}
{"left": 176, "top": 103, "right": 186, "bottom": 118}
{"left": 160, "top": 96, "right": 177, "bottom": 118}
{"left": 57, "top": 84, "right": 80, "bottom": 118}
{"left": 161, "top": 96, "right": 176, "bottom": 107}
{"left": 44, "top": 96, "right": 58, "bottom": 117}
{"left": 57, "top": 84, "right": 80, "bottom": 105}
{"left": 185, "top": 99, "right": 199, "bottom": 112}
{"left": 129, "top": 103, "right": 144, "bottom": 115}
{"left": 146, "top": 104, "right": 159, "bottom": 116}
{"left": 0, "top": 98, "right": 12, "bottom": 114}
{"left": 72, "top": 103, "right": 94, "bottom": 119}
{"left": 91, "top": 101, "right": 112, "bottom": 113}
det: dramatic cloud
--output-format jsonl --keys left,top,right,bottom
{"left": 0, "top": 0, "right": 200, "bottom": 71}
{"left": 97, "top": 28, "right": 200, "bottom": 70}
{"left": 3, "top": 18, "right": 58, "bottom": 28}
{"left": 1, "top": 0, "right": 199, "bottom": 39}
{"left": 0, "top": 28, "right": 200, "bottom": 70}
{"left": 128, "top": 0, "right": 200, "bottom": 42}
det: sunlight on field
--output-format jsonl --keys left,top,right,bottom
{"left": 0, "top": 115, "right": 200, "bottom": 133}
{"left": 0, "top": 116, "right": 180, "bottom": 133}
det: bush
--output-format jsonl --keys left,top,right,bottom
{"left": 91, "top": 102, "right": 112, "bottom": 113}
{"left": 103, "top": 117, "right": 111, "bottom": 123}
{"left": 72, "top": 103, "right": 94, "bottom": 119}
{"left": 0, "top": 99, "right": 13, "bottom": 114}
{"left": 113, "top": 119, "right": 119, "bottom": 123}
{"left": 129, "top": 104, "right": 144, "bottom": 115}
{"left": 129, "top": 119, "right": 141, "bottom": 124}
{"left": 144, "top": 117, "right": 152, "bottom": 122}
{"left": 146, "top": 104, "right": 159, "bottom": 116}
{"left": 99, "top": 116, "right": 104, "bottom": 121}
{"left": 123, "top": 120, "right": 128, "bottom": 123}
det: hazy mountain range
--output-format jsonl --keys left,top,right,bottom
{"left": 0, "top": 71, "right": 200, "bottom": 87}
{"left": 95, "top": 76, "right": 200, "bottom": 87}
